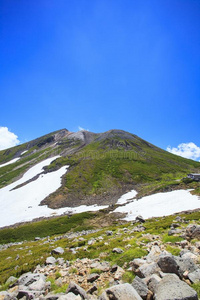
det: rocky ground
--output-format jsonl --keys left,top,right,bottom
{"left": 0, "top": 215, "right": 200, "bottom": 300}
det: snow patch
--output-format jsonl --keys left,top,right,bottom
{"left": 114, "top": 190, "right": 200, "bottom": 221}
{"left": 21, "top": 150, "right": 28, "bottom": 155}
{"left": 0, "top": 156, "right": 108, "bottom": 228}
{"left": 117, "top": 189, "right": 137, "bottom": 204}
{"left": 0, "top": 157, "right": 20, "bottom": 168}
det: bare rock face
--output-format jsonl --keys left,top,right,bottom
{"left": 154, "top": 274, "right": 198, "bottom": 300}
{"left": 99, "top": 283, "right": 143, "bottom": 300}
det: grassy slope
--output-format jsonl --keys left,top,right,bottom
{"left": 42, "top": 132, "right": 200, "bottom": 207}
{"left": 0, "top": 129, "right": 199, "bottom": 206}
{"left": 0, "top": 209, "right": 199, "bottom": 291}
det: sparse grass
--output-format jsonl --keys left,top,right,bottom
{"left": 191, "top": 282, "right": 200, "bottom": 297}
{"left": 90, "top": 268, "right": 103, "bottom": 274}
{"left": 0, "top": 210, "right": 199, "bottom": 288}
{"left": 113, "top": 248, "right": 148, "bottom": 267}
{"left": 162, "top": 234, "right": 184, "bottom": 243}
{"left": 122, "top": 271, "right": 135, "bottom": 283}
{"left": 166, "top": 245, "right": 181, "bottom": 256}
{"left": 46, "top": 277, "right": 68, "bottom": 294}
{"left": 0, "top": 212, "right": 95, "bottom": 243}
{"left": 69, "top": 267, "right": 77, "bottom": 274}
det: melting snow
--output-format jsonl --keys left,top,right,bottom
{"left": 117, "top": 189, "right": 138, "bottom": 204}
{"left": 114, "top": 189, "right": 200, "bottom": 221}
{"left": 0, "top": 157, "right": 20, "bottom": 168}
{"left": 0, "top": 156, "right": 108, "bottom": 228}
{"left": 21, "top": 150, "right": 28, "bottom": 155}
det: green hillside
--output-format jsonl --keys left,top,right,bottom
{"left": 0, "top": 129, "right": 199, "bottom": 208}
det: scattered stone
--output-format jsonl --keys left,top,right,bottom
{"left": 88, "top": 239, "right": 96, "bottom": 245}
{"left": 114, "top": 266, "right": 125, "bottom": 280}
{"left": 34, "top": 237, "right": 41, "bottom": 241}
{"left": 87, "top": 284, "right": 97, "bottom": 294}
{"left": 51, "top": 247, "right": 64, "bottom": 255}
{"left": 57, "top": 258, "right": 65, "bottom": 266}
{"left": 154, "top": 274, "right": 198, "bottom": 300}
{"left": 46, "top": 257, "right": 56, "bottom": 265}
{"left": 175, "top": 216, "right": 183, "bottom": 222}
{"left": 112, "top": 248, "right": 124, "bottom": 254}
{"left": 87, "top": 273, "right": 100, "bottom": 283}
{"left": 110, "top": 264, "right": 118, "bottom": 273}
{"left": 6, "top": 276, "right": 17, "bottom": 285}
{"left": 185, "top": 224, "right": 200, "bottom": 240}
{"left": 106, "top": 231, "right": 113, "bottom": 236}
{"left": 132, "top": 225, "right": 146, "bottom": 232}
{"left": 136, "top": 216, "right": 145, "bottom": 223}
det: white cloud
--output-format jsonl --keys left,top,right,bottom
{"left": 0, "top": 127, "right": 20, "bottom": 150}
{"left": 78, "top": 126, "right": 89, "bottom": 131}
{"left": 167, "top": 142, "right": 200, "bottom": 161}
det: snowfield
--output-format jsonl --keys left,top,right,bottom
{"left": 0, "top": 157, "right": 108, "bottom": 228}
{"left": 114, "top": 189, "right": 200, "bottom": 221}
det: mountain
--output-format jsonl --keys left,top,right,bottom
{"left": 0, "top": 128, "right": 199, "bottom": 213}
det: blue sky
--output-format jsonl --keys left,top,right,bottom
{"left": 0, "top": 0, "right": 200, "bottom": 159}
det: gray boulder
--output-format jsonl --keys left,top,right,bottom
{"left": 46, "top": 256, "right": 57, "bottom": 265}
{"left": 157, "top": 254, "right": 180, "bottom": 276}
{"left": 154, "top": 274, "right": 198, "bottom": 300}
{"left": 188, "top": 269, "right": 200, "bottom": 283}
{"left": 66, "top": 281, "right": 88, "bottom": 299}
{"left": 87, "top": 273, "right": 100, "bottom": 283}
{"left": 136, "top": 215, "right": 145, "bottom": 223}
{"left": 6, "top": 276, "right": 17, "bottom": 285}
{"left": 106, "top": 231, "right": 113, "bottom": 236}
{"left": 185, "top": 224, "right": 200, "bottom": 240}
{"left": 17, "top": 272, "right": 46, "bottom": 288}
{"left": 99, "top": 283, "right": 142, "bottom": 300}
{"left": 57, "top": 258, "right": 65, "bottom": 266}
{"left": 132, "top": 276, "right": 149, "bottom": 299}
{"left": 130, "top": 259, "right": 146, "bottom": 271}
{"left": 174, "top": 257, "right": 197, "bottom": 278}
{"left": 51, "top": 247, "right": 64, "bottom": 255}
{"left": 146, "top": 274, "right": 161, "bottom": 294}
{"left": 136, "top": 262, "right": 160, "bottom": 278}
{"left": 112, "top": 248, "right": 124, "bottom": 254}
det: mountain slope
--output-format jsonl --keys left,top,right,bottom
{"left": 0, "top": 128, "right": 199, "bottom": 211}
